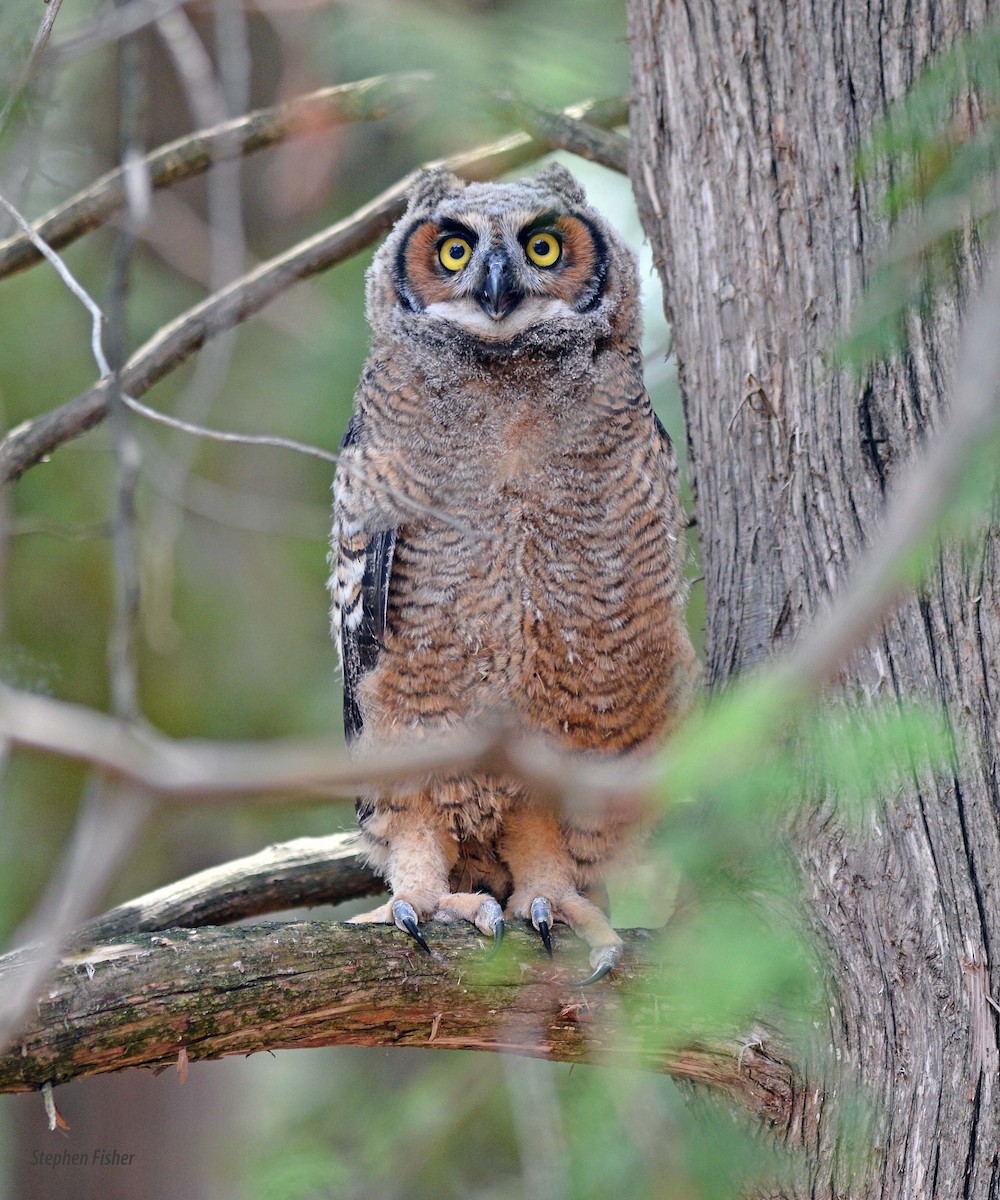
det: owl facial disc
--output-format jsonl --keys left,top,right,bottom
{"left": 374, "top": 167, "right": 639, "bottom": 353}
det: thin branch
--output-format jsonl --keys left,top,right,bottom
{"left": 0, "top": 192, "right": 480, "bottom": 545}
{"left": 47, "top": 0, "right": 188, "bottom": 66}
{"left": 142, "top": 0, "right": 250, "bottom": 651}
{"left": 0, "top": 73, "right": 433, "bottom": 280}
{"left": 0, "top": 681, "right": 639, "bottom": 816}
{"left": 0, "top": 96, "right": 629, "bottom": 483}
{"left": 0, "top": 0, "right": 67, "bottom": 141}
{"left": 492, "top": 93, "right": 629, "bottom": 173}
{"left": 104, "top": 14, "right": 147, "bottom": 724}
{"left": 0, "top": 192, "right": 111, "bottom": 377}
{"left": 8, "top": 157, "right": 477, "bottom": 545}
{"left": 0, "top": 920, "right": 801, "bottom": 1136}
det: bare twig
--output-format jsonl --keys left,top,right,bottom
{"left": 0, "top": 96, "right": 629, "bottom": 482}
{"left": 1, "top": 185, "right": 479, "bottom": 547}
{"left": 105, "top": 15, "right": 147, "bottom": 723}
{"left": 0, "top": 0, "right": 67, "bottom": 141}
{"left": 48, "top": 0, "right": 187, "bottom": 65}
{"left": 0, "top": 193, "right": 111, "bottom": 377}
{"left": 0, "top": 73, "right": 433, "bottom": 281}
{"left": 143, "top": 1, "right": 249, "bottom": 650}
{"left": 492, "top": 93, "right": 629, "bottom": 173}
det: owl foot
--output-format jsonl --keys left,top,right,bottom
{"left": 575, "top": 943, "right": 622, "bottom": 987}
{"left": 348, "top": 892, "right": 505, "bottom": 952}
{"left": 391, "top": 899, "right": 432, "bottom": 954}
{"left": 507, "top": 890, "right": 623, "bottom": 982}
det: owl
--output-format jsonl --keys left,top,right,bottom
{"left": 330, "top": 163, "right": 696, "bottom": 983}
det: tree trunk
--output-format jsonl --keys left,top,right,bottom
{"left": 629, "top": 2, "right": 1000, "bottom": 1196}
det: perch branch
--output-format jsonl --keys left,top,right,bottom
{"left": 0, "top": 73, "right": 432, "bottom": 280}
{"left": 0, "top": 96, "right": 628, "bottom": 483}
{"left": 0, "top": 921, "right": 802, "bottom": 1135}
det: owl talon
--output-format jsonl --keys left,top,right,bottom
{"left": 530, "top": 896, "right": 554, "bottom": 958}
{"left": 492, "top": 918, "right": 506, "bottom": 948}
{"left": 575, "top": 944, "right": 621, "bottom": 986}
{"left": 537, "top": 920, "right": 553, "bottom": 958}
{"left": 474, "top": 896, "right": 505, "bottom": 941}
{"left": 392, "top": 899, "right": 431, "bottom": 954}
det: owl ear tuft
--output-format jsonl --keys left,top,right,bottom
{"left": 533, "top": 163, "right": 587, "bottom": 206}
{"left": 405, "top": 168, "right": 466, "bottom": 213}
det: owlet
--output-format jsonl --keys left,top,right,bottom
{"left": 330, "top": 163, "right": 696, "bottom": 982}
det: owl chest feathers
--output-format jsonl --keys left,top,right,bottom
{"left": 347, "top": 354, "right": 678, "bottom": 748}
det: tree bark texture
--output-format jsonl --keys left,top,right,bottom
{"left": 629, "top": 2, "right": 1000, "bottom": 1197}
{"left": 0, "top": 923, "right": 797, "bottom": 1128}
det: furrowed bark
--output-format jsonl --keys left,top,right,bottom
{"left": 629, "top": 1, "right": 1000, "bottom": 1195}
{"left": 0, "top": 921, "right": 799, "bottom": 1133}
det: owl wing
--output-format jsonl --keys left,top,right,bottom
{"left": 332, "top": 414, "right": 396, "bottom": 744}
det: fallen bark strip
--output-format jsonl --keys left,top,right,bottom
{"left": 72, "top": 833, "right": 381, "bottom": 944}
{"left": 0, "top": 921, "right": 799, "bottom": 1132}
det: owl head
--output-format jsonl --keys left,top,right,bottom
{"left": 366, "top": 164, "right": 640, "bottom": 357}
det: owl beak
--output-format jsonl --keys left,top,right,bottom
{"left": 480, "top": 251, "right": 521, "bottom": 319}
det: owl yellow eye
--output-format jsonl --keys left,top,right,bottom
{"left": 525, "top": 232, "right": 562, "bottom": 268}
{"left": 438, "top": 237, "right": 472, "bottom": 271}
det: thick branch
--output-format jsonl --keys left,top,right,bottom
{"left": 0, "top": 73, "right": 431, "bottom": 280}
{"left": 0, "top": 921, "right": 799, "bottom": 1132}
{"left": 0, "top": 96, "right": 627, "bottom": 483}
{"left": 72, "top": 833, "right": 381, "bottom": 944}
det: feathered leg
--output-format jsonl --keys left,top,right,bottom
{"left": 501, "top": 807, "right": 623, "bottom": 983}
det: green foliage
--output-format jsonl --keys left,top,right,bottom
{"left": 843, "top": 26, "right": 1000, "bottom": 368}
{"left": 0, "top": 0, "right": 968, "bottom": 1197}
{"left": 638, "top": 684, "right": 954, "bottom": 1054}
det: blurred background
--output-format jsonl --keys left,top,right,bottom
{"left": 0, "top": 1, "right": 718, "bottom": 1197}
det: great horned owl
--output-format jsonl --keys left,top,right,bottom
{"left": 330, "top": 163, "right": 696, "bottom": 982}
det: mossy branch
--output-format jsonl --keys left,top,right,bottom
{"left": 0, "top": 920, "right": 800, "bottom": 1136}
